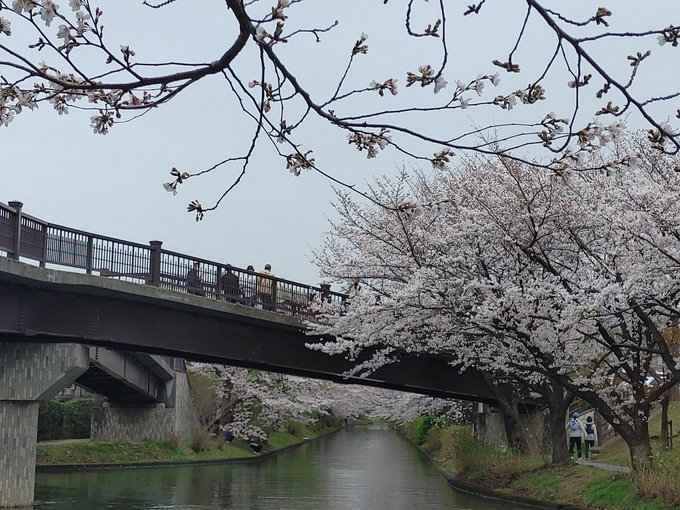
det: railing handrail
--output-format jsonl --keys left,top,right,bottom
{"left": 160, "top": 246, "right": 331, "bottom": 293}
{"left": 0, "top": 200, "right": 346, "bottom": 308}
{"left": 48, "top": 221, "right": 151, "bottom": 251}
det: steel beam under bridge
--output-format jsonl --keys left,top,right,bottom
{"left": 0, "top": 258, "right": 499, "bottom": 405}
{"left": 78, "top": 346, "right": 176, "bottom": 405}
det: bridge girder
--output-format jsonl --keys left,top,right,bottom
{"left": 0, "top": 259, "right": 501, "bottom": 404}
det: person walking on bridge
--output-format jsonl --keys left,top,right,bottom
{"left": 186, "top": 261, "right": 205, "bottom": 296}
{"left": 243, "top": 265, "right": 257, "bottom": 307}
{"left": 257, "top": 264, "right": 275, "bottom": 311}
{"left": 567, "top": 411, "right": 586, "bottom": 460}
{"left": 220, "top": 265, "right": 241, "bottom": 303}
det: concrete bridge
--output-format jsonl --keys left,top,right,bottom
{"left": 0, "top": 201, "right": 498, "bottom": 507}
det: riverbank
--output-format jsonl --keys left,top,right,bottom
{"left": 400, "top": 406, "right": 680, "bottom": 510}
{"left": 36, "top": 426, "right": 340, "bottom": 471}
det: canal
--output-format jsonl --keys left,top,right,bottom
{"left": 34, "top": 426, "right": 525, "bottom": 509}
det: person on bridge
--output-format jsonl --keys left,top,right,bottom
{"left": 220, "top": 265, "right": 242, "bottom": 303}
{"left": 186, "top": 261, "right": 205, "bottom": 296}
{"left": 257, "top": 264, "right": 276, "bottom": 311}
{"left": 567, "top": 411, "right": 586, "bottom": 460}
{"left": 243, "top": 265, "right": 257, "bottom": 306}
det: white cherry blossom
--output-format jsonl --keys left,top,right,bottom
{"left": 40, "top": 0, "right": 59, "bottom": 26}
{"left": 433, "top": 76, "right": 447, "bottom": 94}
{"left": 0, "top": 17, "right": 10, "bottom": 36}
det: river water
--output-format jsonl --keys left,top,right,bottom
{"left": 34, "top": 426, "right": 525, "bottom": 509}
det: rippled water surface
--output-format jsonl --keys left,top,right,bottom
{"left": 34, "top": 426, "right": 525, "bottom": 510}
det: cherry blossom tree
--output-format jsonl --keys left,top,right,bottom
{"left": 310, "top": 136, "right": 680, "bottom": 470}
{"left": 0, "top": 1, "right": 679, "bottom": 217}
{"left": 309, "top": 168, "right": 577, "bottom": 462}
{"left": 324, "top": 384, "right": 470, "bottom": 425}
{"left": 188, "top": 363, "right": 333, "bottom": 441}
{"left": 187, "top": 362, "right": 466, "bottom": 441}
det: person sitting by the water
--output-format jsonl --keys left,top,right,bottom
{"left": 249, "top": 435, "right": 262, "bottom": 453}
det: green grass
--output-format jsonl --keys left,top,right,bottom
{"left": 261, "top": 431, "right": 301, "bottom": 451}
{"left": 585, "top": 475, "right": 672, "bottom": 510}
{"left": 598, "top": 401, "right": 680, "bottom": 467}
{"left": 263, "top": 424, "right": 336, "bottom": 452}
{"left": 419, "top": 425, "right": 545, "bottom": 485}
{"left": 37, "top": 425, "right": 341, "bottom": 466}
{"left": 36, "top": 437, "right": 255, "bottom": 465}
{"left": 407, "top": 417, "right": 680, "bottom": 510}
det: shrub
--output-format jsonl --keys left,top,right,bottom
{"left": 319, "top": 413, "right": 342, "bottom": 429}
{"left": 412, "top": 415, "right": 437, "bottom": 445}
{"left": 190, "top": 429, "right": 210, "bottom": 452}
{"left": 631, "top": 454, "right": 680, "bottom": 508}
{"left": 446, "top": 426, "right": 540, "bottom": 483}
{"left": 186, "top": 372, "right": 220, "bottom": 432}
{"left": 166, "top": 433, "right": 181, "bottom": 449}
{"left": 37, "top": 398, "right": 94, "bottom": 440}
{"left": 423, "top": 425, "right": 443, "bottom": 452}
{"left": 215, "top": 434, "right": 226, "bottom": 451}
{"left": 61, "top": 398, "right": 93, "bottom": 438}
{"left": 38, "top": 400, "right": 64, "bottom": 441}
{"left": 286, "top": 420, "right": 305, "bottom": 438}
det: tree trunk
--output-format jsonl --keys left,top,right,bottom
{"left": 628, "top": 423, "right": 653, "bottom": 472}
{"left": 660, "top": 394, "right": 670, "bottom": 451}
{"left": 502, "top": 411, "right": 528, "bottom": 452}
{"left": 541, "top": 382, "right": 573, "bottom": 465}
{"left": 547, "top": 401, "right": 572, "bottom": 464}
{"left": 483, "top": 374, "right": 529, "bottom": 453}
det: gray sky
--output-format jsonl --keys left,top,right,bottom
{"left": 2, "top": 0, "right": 678, "bottom": 285}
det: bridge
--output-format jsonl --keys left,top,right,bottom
{"left": 0, "top": 200, "right": 495, "bottom": 401}
{"left": 0, "top": 200, "right": 497, "bottom": 508}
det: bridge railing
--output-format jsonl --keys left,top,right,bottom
{"left": 0, "top": 201, "right": 345, "bottom": 317}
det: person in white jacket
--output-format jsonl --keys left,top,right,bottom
{"left": 566, "top": 411, "right": 587, "bottom": 460}
{"left": 583, "top": 415, "right": 598, "bottom": 461}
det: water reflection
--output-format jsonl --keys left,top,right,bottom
{"left": 35, "top": 426, "right": 523, "bottom": 510}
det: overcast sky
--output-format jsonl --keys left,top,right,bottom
{"left": 2, "top": 0, "right": 678, "bottom": 285}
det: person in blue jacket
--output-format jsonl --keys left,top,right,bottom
{"left": 567, "top": 411, "right": 586, "bottom": 460}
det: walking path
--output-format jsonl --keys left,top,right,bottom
{"left": 575, "top": 459, "right": 631, "bottom": 473}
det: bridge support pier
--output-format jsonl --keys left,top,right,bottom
{"left": 472, "top": 404, "right": 509, "bottom": 447}
{"left": 0, "top": 342, "right": 89, "bottom": 508}
{"left": 91, "top": 370, "right": 196, "bottom": 441}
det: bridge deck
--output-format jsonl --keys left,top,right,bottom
{"left": 0, "top": 257, "right": 498, "bottom": 404}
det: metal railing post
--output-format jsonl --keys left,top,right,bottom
{"left": 8, "top": 201, "right": 23, "bottom": 260}
{"left": 320, "top": 283, "right": 332, "bottom": 303}
{"left": 215, "top": 266, "right": 222, "bottom": 300}
{"left": 272, "top": 279, "right": 277, "bottom": 312}
{"left": 85, "top": 236, "right": 94, "bottom": 274}
{"left": 149, "top": 240, "right": 163, "bottom": 286}
{"left": 40, "top": 221, "right": 48, "bottom": 268}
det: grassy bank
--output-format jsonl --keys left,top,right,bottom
{"left": 37, "top": 426, "right": 338, "bottom": 467}
{"left": 403, "top": 405, "right": 680, "bottom": 510}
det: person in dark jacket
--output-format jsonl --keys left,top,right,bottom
{"left": 242, "top": 265, "right": 257, "bottom": 307}
{"left": 220, "top": 265, "right": 241, "bottom": 303}
{"left": 186, "top": 261, "right": 205, "bottom": 296}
